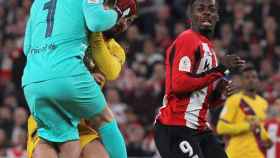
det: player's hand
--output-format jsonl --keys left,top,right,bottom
{"left": 212, "top": 78, "right": 237, "bottom": 98}
{"left": 248, "top": 117, "right": 261, "bottom": 133}
{"left": 220, "top": 55, "right": 246, "bottom": 71}
{"left": 92, "top": 72, "right": 106, "bottom": 87}
{"left": 263, "top": 139, "right": 273, "bottom": 149}
{"left": 114, "top": 0, "right": 137, "bottom": 18}
{"left": 224, "top": 80, "right": 238, "bottom": 96}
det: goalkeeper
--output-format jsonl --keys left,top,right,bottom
{"left": 27, "top": 34, "right": 127, "bottom": 158}
{"left": 22, "top": 0, "right": 136, "bottom": 157}
{"left": 27, "top": 9, "right": 136, "bottom": 157}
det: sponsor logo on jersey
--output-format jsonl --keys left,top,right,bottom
{"left": 88, "top": 0, "right": 100, "bottom": 4}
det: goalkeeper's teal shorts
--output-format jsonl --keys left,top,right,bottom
{"left": 23, "top": 73, "right": 106, "bottom": 142}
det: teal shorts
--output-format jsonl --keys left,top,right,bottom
{"left": 23, "top": 73, "right": 107, "bottom": 142}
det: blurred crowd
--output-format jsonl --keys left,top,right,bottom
{"left": 0, "top": 0, "right": 280, "bottom": 157}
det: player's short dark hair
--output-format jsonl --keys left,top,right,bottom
{"left": 190, "top": 0, "right": 219, "bottom": 8}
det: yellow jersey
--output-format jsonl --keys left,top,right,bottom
{"left": 217, "top": 91, "right": 270, "bottom": 158}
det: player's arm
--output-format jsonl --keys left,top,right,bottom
{"left": 208, "top": 78, "right": 235, "bottom": 108}
{"left": 217, "top": 96, "right": 251, "bottom": 135}
{"left": 89, "top": 32, "right": 125, "bottom": 80}
{"left": 83, "top": 0, "right": 118, "bottom": 32}
{"left": 170, "top": 36, "right": 227, "bottom": 95}
{"left": 23, "top": 18, "right": 32, "bottom": 56}
{"left": 260, "top": 101, "right": 271, "bottom": 142}
{"left": 261, "top": 123, "right": 273, "bottom": 149}
{"left": 257, "top": 102, "right": 273, "bottom": 149}
{"left": 260, "top": 124, "right": 271, "bottom": 141}
{"left": 171, "top": 37, "right": 244, "bottom": 94}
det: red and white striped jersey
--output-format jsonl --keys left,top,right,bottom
{"left": 156, "top": 29, "right": 226, "bottom": 130}
{"left": 265, "top": 118, "right": 280, "bottom": 158}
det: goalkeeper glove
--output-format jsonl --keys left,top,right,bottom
{"left": 114, "top": 0, "right": 137, "bottom": 18}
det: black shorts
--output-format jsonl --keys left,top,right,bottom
{"left": 154, "top": 122, "right": 228, "bottom": 158}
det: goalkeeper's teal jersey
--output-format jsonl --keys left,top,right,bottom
{"left": 22, "top": 0, "right": 118, "bottom": 86}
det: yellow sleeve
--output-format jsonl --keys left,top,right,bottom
{"left": 217, "top": 95, "right": 251, "bottom": 135}
{"left": 89, "top": 32, "right": 125, "bottom": 80}
{"left": 259, "top": 99, "right": 268, "bottom": 121}
{"left": 260, "top": 100, "right": 270, "bottom": 141}
{"left": 260, "top": 124, "right": 270, "bottom": 141}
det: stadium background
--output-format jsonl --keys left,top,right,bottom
{"left": 0, "top": 0, "right": 280, "bottom": 157}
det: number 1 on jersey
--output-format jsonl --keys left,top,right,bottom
{"left": 43, "top": 0, "right": 57, "bottom": 37}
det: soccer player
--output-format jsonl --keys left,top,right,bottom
{"left": 154, "top": 0, "right": 245, "bottom": 158}
{"left": 22, "top": 0, "right": 136, "bottom": 158}
{"left": 217, "top": 65, "right": 272, "bottom": 158}
{"left": 27, "top": 36, "right": 126, "bottom": 158}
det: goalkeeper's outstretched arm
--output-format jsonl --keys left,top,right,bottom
{"left": 83, "top": 0, "right": 118, "bottom": 32}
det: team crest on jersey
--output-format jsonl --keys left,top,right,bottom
{"left": 88, "top": 0, "right": 100, "bottom": 4}
{"left": 179, "top": 56, "right": 191, "bottom": 72}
